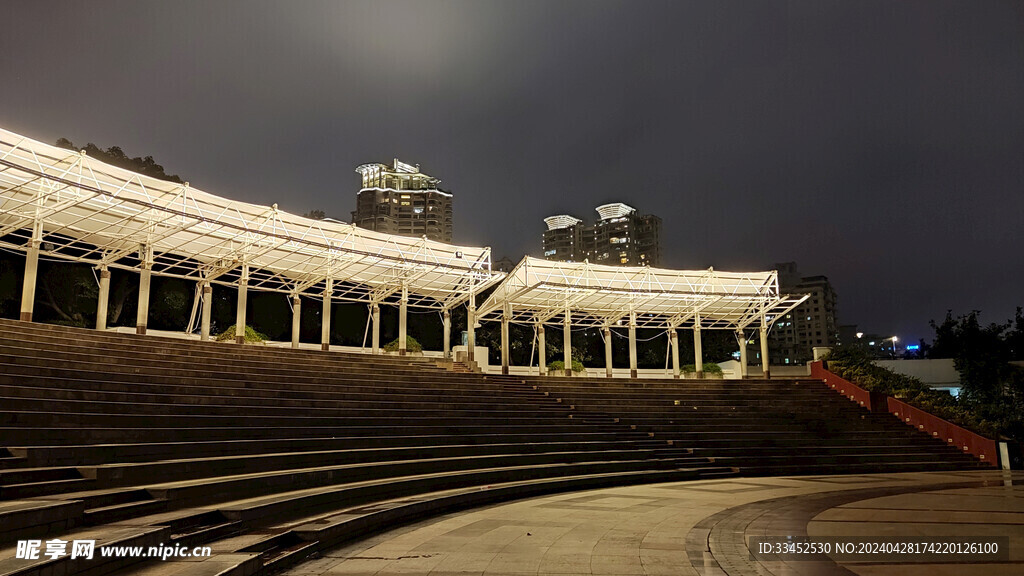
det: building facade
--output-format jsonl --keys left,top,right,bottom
{"left": 542, "top": 203, "right": 661, "bottom": 266}
{"left": 351, "top": 159, "right": 453, "bottom": 242}
{"left": 768, "top": 262, "right": 839, "bottom": 364}
{"left": 542, "top": 215, "right": 584, "bottom": 262}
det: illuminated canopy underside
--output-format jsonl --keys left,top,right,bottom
{"left": 477, "top": 257, "right": 809, "bottom": 331}
{"left": 0, "top": 128, "right": 501, "bottom": 309}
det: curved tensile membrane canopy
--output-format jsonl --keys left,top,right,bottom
{"left": 0, "top": 127, "right": 501, "bottom": 309}
{"left": 476, "top": 257, "right": 809, "bottom": 332}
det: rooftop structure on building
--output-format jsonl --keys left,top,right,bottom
{"left": 352, "top": 159, "right": 453, "bottom": 242}
{"left": 542, "top": 203, "right": 661, "bottom": 266}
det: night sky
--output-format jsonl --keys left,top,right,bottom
{"left": 1, "top": 1, "right": 1022, "bottom": 343}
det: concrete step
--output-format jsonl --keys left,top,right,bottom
{"left": 0, "top": 384, "right": 563, "bottom": 412}
{"left": 0, "top": 424, "right": 645, "bottom": 446}
{"left": 0, "top": 373, "right": 553, "bottom": 406}
{"left": 0, "top": 395, "right": 573, "bottom": 419}
{"left": 5, "top": 436, "right": 662, "bottom": 465}
{"left": 0, "top": 499, "right": 85, "bottom": 544}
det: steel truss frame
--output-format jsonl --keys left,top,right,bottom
{"left": 0, "top": 128, "right": 501, "bottom": 310}
{"left": 477, "top": 257, "right": 809, "bottom": 331}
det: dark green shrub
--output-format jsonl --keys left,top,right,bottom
{"left": 682, "top": 363, "right": 723, "bottom": 374}
{"left": 824, "top": 347, "right": 1000, "bottom": 438}
{"left": 548, "top": 359, "right": 584, "bottom": 373}
{"left": 215, "top": 324, "right": 268, "bottom": 343}
{"left": 383, "top": 336, "right": 422, "bottom": 353}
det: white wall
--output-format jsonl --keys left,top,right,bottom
{"left": 872, "top": 358, "right": 959, "bottom": 388}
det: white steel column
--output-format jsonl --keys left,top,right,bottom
{"left": 136, "top": 245, "right": 154, "bottom": 335}
{"left": 736, "top": 330, "right": 748, "bottom": 378}
{"left": 537, "top": 324, "right": 546, "bottom": 374}
{"left": 95, "top": 267, "right": 110, "bottom": 330}
{"left": 19, "top": 231, "right": 41, "bottom": 322}
{"left": 235, "top": 263, "right": 249, "bottom": 344}
{"left": 693, "top": 314, "right": 704, "bottom": 379}
{"left": 760, "top": 316, "right": 771, "bottom": 379}
{"left": 321, "top": 278, "right": 333, "bottom": 351}
{"left": 290, "top": 295, "right": 301, "bottom": 349}
{"left": 628, "top": 311, "right": 638, "bottom": 378}
{"left": 670, "top": 329, "right": 680, "bottom": 379}
{"left": 200, "top": 282, "right": 212, "bottom": 341}
{"left": 371, "top": 303, "right": 380, "bottom": 354}
{"left": 604, "top": 326, "right": 613, "bottom": 378}
{"left": 562, "top": 310, "right": 572, "bottom": 377}
{"left": 398, "top": 283, "right": 408, "bottom": 356}
{"left": 467, "top": 292, "right": 476, "bottom": 363}
{"left": 442, "top": 309, "right": 451, "bottom": 359}
{"left": 500, "top": 304, "right": 510, "bottom": 375}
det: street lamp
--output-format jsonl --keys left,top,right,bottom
{"left": 891, "top": 336, "right": 898, "bottom": 357}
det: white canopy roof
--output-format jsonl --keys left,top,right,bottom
{"left": 476, "top": 257, "right": 808, "bottom": 331}
{"left": 0, "top": 127, "right": 501, "bottom": 308}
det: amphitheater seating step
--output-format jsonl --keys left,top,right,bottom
{"left": 0, "top": 317, "right": 989, "bottom": 576}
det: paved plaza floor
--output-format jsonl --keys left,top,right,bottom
{"left": 283, "top": 470, "right": 1024, "bottom": 576}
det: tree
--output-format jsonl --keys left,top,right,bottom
{"left": 32, "top": 139, "right": 186, "bottom": 326}
{"left": 927, "top": 311, "right": 959, "bottom": 359}
{"left": 37, "top": 262, "right": 97, "bottom": 326}
{"left": 927, "top": 310, "right": 1015, "bottom": 405}
{"left": 55, "top": 138, "right": 183, "bottom": 183}
{"left": 303, "top": 209, "right": 326, "bottom": 220}
{"left": 1007, "top": 307, "right": 1024, "bottom": 361}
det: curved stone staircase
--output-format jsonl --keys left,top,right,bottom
{"left": 0, "top": 318, "right": 986, "bottom": 576}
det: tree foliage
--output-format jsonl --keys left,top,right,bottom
{"left": 830, "top": 308, "right": 1024, "bottom": 442}
{"left": 37, "top": 262, "right": 97, "bottom": 326}
{"left": 927, "top": 310, "right": 1023, "bottom": 405}
{"left": 825, "top": 346, "right": 1002, "bottom": 438}
{"left": 56, "top": 138, "right": 183, "bottom": 183}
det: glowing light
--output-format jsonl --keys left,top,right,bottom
{"left": 595, "top": 203, "right": 636, "bottom": 220}
{"left": 544, "top": 215, "right": 582, "bottom": 230}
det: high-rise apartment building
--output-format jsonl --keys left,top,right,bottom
{"left": 351, "top": 159, "right": 452, "bottom": 242}
{"left": 542, "top": 215, "right": 584, "bottom": 262}
{"left": 542, "top": 203, "right": 661, "bottom": 266}
{"left": 768, "top": 262, "right": 839, "bottom": 364}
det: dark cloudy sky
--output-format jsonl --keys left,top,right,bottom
{"left": 1, "top": 0, "right": 1022, "bottom": 342}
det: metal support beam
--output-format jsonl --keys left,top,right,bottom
{"left": 200, "top": 283, "right": 212, "bottom": 340}
{"left": 467, "top": 292, "right": 476, "bottom": 363}
{"left": 371, "top": 303, "right": 380, "bottom": 354}
{"left": 19, "top": 239, "right": 40, "bottom": 322}
{"left": 398, "top": 283, "right": 408, "bottom": 356}
{"left": 95, "top": 267, "right": 110, "bottom": 330}
{"left": 136, "top": 266, "right": 151, "bottom": 335}
{"left": 235, "top": 263, "right": 249, "bottom": 344}
{"left": 321, "top": 278, "right": 332, "bottom": 351}
{"left": 442, "top": 309, "right": 451, "bottom": 359}
{"left": 693, "top": 321, "right": 703, "bottom": 379}
{"left": 760, "top": 320, "right": 771, "bottom": 379}
{"left": 135, "top": 244, "right": 154, "bottom": 335}
{"left": 671, "top": 329, "right": 680, "bottom": 379}
{"left": 537, "top": 324, "right": 546, "bottom": 374}
{"left": 563, "top": 311, "right": 572, "bottom": 377}
{"left": 604, "top": 326, "right": 613, "bottom": 378}
{"left": 736, "top": 330, "right": 748, "bottom": 378}
{"left": 628, "top": 310, "right": 638, "bottom": 379}
{"left": 500, "top": 304, "right": 510, "bottom": 375}
{"left": 291, "top": 295, "right": 301, "bottom": 349}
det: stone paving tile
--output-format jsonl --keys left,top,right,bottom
{"left": 590, "top": 554, "right": 645, "bottom": 575}
{"left": 283, "top": 471, "right": 1024, "bottom": 576}
{"left": 537, "top": 551, "right": 593, "bottom": 573}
